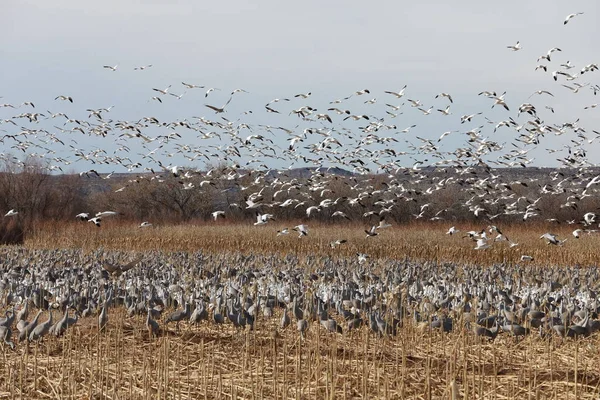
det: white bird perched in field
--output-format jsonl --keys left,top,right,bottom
{"left": 96, "top": 211, "right": 119, "bottom": 218}
{"left": 446, "top": 226, "right": 459, "bottom": 235}
{"left": 75, "top": 213, "right": 89, "bottom": 221}
{"left": 139, "top": 222, "right": 152, "bottom": 228}
{"left": 507, "top": 41, "right": 521, "bottom": 51}
{"left": 276, "top": 228, "right": 289, "bottom": 236}
{"left": 4, "top": 209, "right": 18, "bottom": 217}
{"left": 254, "top": 213, "right": 275, "bottom": 226}
{"left": 474, "top": 238, "right": 490, "bottom": 250}
{"left": 540, "top": 233, "right": 566, "bottom": 246}
{"left": 520, "top": 255, "right": 534, "bottom": 262}
{"left": 293, "top": 224, "right": 308, "bottom": 237}
{"left": 564, "top": 12, "right": 583, "bottom": 25}
{"left": 211, "top": 211, "right": 225, "bottom": 220}
{"left": 88, "top": 217, "right": 101, "bottom": 227}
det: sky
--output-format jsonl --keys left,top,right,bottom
{"left": 1, "top": 0, "right": 599, "bottom": 173}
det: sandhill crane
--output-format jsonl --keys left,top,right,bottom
{"left": 166, "top": 301, "right": 190, "bottom": 331}
{"left": 189, "top": 301, "right": 208, "bottom": 325}
{"left": 297, "top": 319, "right": 308, "bottom": 339}
{"left": 146, "top": 308, "right": 160, "bottom": 338}
{"left": 29, "top": 310, "right": 52, "bottom": 342}
{"left": 98, "top": 303, "right": 108, "bottom": 332}
{"left": 18, "top": 310, "right": 43, "bottom": 342}
{"left": 281, "top": 309, "right": 290, "bottom": 329}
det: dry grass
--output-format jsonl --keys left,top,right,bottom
{"left": 0, "top": 221, "right": 597, "bottom": 399}
{"left": 0, "top": 308, "right": 599, "bottom": 399}
{"left": 27, "top": 220, "right": 600, "bottom": 266}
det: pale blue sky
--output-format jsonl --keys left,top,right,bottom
{"left": 1, "top": 0, "right": 599, "bottom": 173}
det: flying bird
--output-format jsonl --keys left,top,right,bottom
{"left": 507, "top": 41, "right": 521, "bottom": 51}
{"left": 564, "top": 12, "right": 584, "bottom": 25}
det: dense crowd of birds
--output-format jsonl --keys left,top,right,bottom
{"left": 0, "top": 12, "right": 599, "bottom": 348}
{"left": 0, "top": 248, "right": 599, "bottom": 349}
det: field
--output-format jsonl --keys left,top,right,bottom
{"left": 28, "top": 219, "right": 600, "bottom": 266}
{"left": 0, "top": 221, "right": 597, "bottom": 399}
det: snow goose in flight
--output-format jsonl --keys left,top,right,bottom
{"left": 407, "top": 99, "right": 422, "bottom": 107}
{"left": 474, "top": 238, "right": 490, "bottom": 250}
{"left": 4, "top": 209, "right": 18, "bottom": 217}
{"left": 520, "top": 255, "right": 533, "bottom": 262}
{"left": 134, "top": 64, "right": 152, "bottom": 70}
{"left": 446, "top": 226, "right": 459, "bottom": 235}
{"left": 182, "top": 82, "right": 204, "bottom": 89}
{"left": 384, "top": 85, "right": 407, "bottom": 98}
{"left": 294, "top": 92, "right": 311, "bottom": 99}
{"left": 75, "top": 213, "right": 89, "bottom": 221}
{"left": 506, "top": 41, "right": 521, "bottom": 51}
{"left": 582, "top": 212, "right": 596, "bottom": 225}
{"left": 254, "top": 213, "right": 275, "bottom": 226}
{"left": 152, "top": 85, "right": 171, "bottom": 95}
{"left": 417, "top": 106, "right": 433, "bottom": 115}
{"left": 293, "top": 224, "right": 308, "bottom": 237}
{"left": 540, "top": 232, "right": 566, "bottom": 245}
{"left": 460, "top": 113, "right": 482, "bottom": 123}
{"left": 435, "top": 92, "right": 453, "bottom": 103}
{"left": 437, "top": 105, "right": 451, "bottom": 115}
{"left": 528, "top": 90, "right": 554, "bottom": 99}
{"left": 330, "top": 239, "right": 347, "bottom": 248}
{"left": 88, "top": 217, "right": 101, "bottom": 227}
{"left": 204, "top": 87, "right": 220, "bottom": 97}
{"left": 96, "top": 211, "right": 119, "bottom": 218}
{"left": 564, "top": 12, "right": 583, "bottom": 25}
{"left": 139, "top": 222, "right": 153, "bottom": 228}
{"left": 55, "top": 95, "right": 73, "bottom": 103}
{"left": 401, "top": 124, "right": 417, "bottom": 133}
{"left": 365, "top": 225, "right": 378, "bottom": 238}
{"left": 276, "top": 228, "right": 289, "bottom": 236}
{"left": 205, "top": 97, "right": 233, "bottom": 114}
{"left": 331, "top": 211, "right": 350, "bottom": 220}
{"left": 376, "top": 217, "right": 391, "bottom": 229}
{"left": 305, "top": 206, "right": 321, "bottom": 217}
{"left": 211, "top": 211, "right": 225, "bottom": 220}
{"left": 103, "top": 64, "right": 118, "bottom": 71}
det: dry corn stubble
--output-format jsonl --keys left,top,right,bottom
{"left": 0, "top": 220, "right": 597, "bottom": 399}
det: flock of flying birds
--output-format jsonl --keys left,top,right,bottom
{"left": 0, "top": 12, "right": 599, "bottom": 259}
